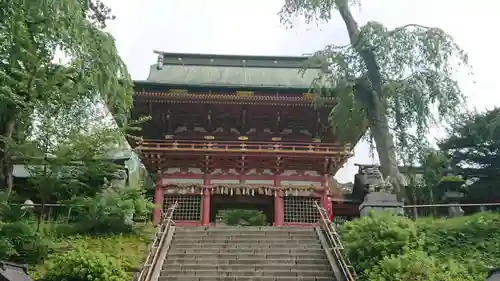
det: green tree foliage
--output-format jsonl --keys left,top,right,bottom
{"left": 439, "top": 107, "right": 500, "bottom": 202}
{"left": 221, "top": 209, "right": 268, "bottom": 226}
{"left": 279, "top": 0, "right": 470, "bottom": 201}
{"left": 70, "top": 184, "right": 155, "bottom": 235}
{"left": 18, "top": 124, "right": 127, "bottom": 204}
{"left": 45, "top": 247, "right": 129, "bottom": 281}
{"left": 406, "top": 149, "right": 450, "bottom": 205}
{"left": 0, "top": 0, "right": 133, "bottom": 197}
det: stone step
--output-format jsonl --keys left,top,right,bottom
{"left": 173, "top": 232, "right": 316, "bottom": 237}
{"left": 166, "top": 253, "right": 326, "bottom": 260}
{"left": 168, "top": 248, "right": 324, "bottom": 255}
{"left": 166, "top": 257, "right": 328, "bottom": 265}
{"left": 170, "top": 243, "right": 322, "bottom": 249}
{"left": 174, "top": 230, "right": 316, "bottom": 234}
{"left": 158, "top": 276, "right": 331, "bottom": 281}
{"left": 171, "top": 238, "right": 319, "bottom": 244}
{"left": 174, "top": 234, "right": 317, "bottom": 239}
{"left": 163, "top": 263, "right": 331, "bottom": 271}
{"left": 175, "top": 227, "right": 316, "bottom": 232}
{"left": 160, "top": 270, "right": 332, "bottom": 277}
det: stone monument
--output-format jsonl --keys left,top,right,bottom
{"left": 356, "top": 164, "right": 404, "bottom": 217}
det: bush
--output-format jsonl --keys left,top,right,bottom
{"left": 342, "top": 213, "right": 500, "bottom": 281}
{"left": 0, "top": 236, "right": 15, "bottom": 261}
{"left": 71, "top": 184, "right": 155, "bottom": 235}
{"left": 0, "top": 221, "right": 51, "bottom": 264}
{"left": 45, "top": 247, "right": 129, "bottom": 281}
{"left": 417, "top": 213, "right": 500, "bottom": 279}
{"left": 367, "top": 250, "right": 473, "bottom": 281}
{"left": 341, "top": 212, "right": 422, "bottom": 274}
{"left": 221, "top": 209, "right": 268, "bottom": 226}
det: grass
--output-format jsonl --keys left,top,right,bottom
{"left": 28, "top": 223, "right": 155, "bottom": 280}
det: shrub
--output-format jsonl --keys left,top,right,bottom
{"left": 0, "top": 235, "right": 15, "bottom": 261}
{"left": 221, "top": 209, "right": 268, "bottom": 226}
{"left": 341, "top": 212, "right": 421, "bottom": 274}
{"left": 367, "top": 250, "right": 473, "bottom": 281}
{"left": 45, "top": 247, "right": 129, "bottom": 281}
{"left": 71, "top": 184, "right": 155, "bottom": 235}
{"left": 416, "top": 213, "right": 500, "bottom": 279}
{"left": 0, "top": 221, "right": 51, "bottom": 264}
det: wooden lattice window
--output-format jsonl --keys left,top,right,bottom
{"left": 283, "top": 196, "right": 320, "bottom": 224}
{"left": 164, "top": 195, "right": 201, "bottom": 221}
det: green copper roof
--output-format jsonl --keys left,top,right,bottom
{"left": 145, "top": 51, "right": 325, "bottom": 89}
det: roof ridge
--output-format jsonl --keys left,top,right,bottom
{"left": 153, "top": 50, "right": 315, "bottom": 61}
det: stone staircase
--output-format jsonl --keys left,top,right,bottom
{"left": 159, "top": 226, "right": 335, "bottom": 281}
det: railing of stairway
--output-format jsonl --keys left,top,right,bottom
{"left": 314, "top": 201, "right": 357, "bottom": 281}
{"left": 134, "top": 202, "right": 178, "bottom": 281}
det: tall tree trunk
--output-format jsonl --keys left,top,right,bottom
{"left": 368, "top": 108, "right": 408, "bottom": 201}
{"left": 0, "top": 113, "right": 17, "bottom": 200}
{"left": 335, "top": 0, "right": 408, "bottom": 202}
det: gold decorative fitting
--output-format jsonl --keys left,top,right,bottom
{"left": 236, "top": 91, "right": 254, "bottom": 97}
{"left": 164, "top": 135, "right": 174, "bottom": 139}
{"left": 302, "top": 93, "right": 314, "bottom": 99}
{"left": 204, "top": 135, "right": 215, "bottom": 140}
{"left": 238, "top": 136, "right": 248, "bottom": 141}
{"left": 272, "top": 137, "right": 282, "bottom": 141}
{"left": 168, "top": 89, "right": 188, "bottom": 93}
{"left": 312, "top": 138, "right": 321, "bottom": 143}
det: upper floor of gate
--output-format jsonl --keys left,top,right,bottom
{"left": 129, "top": 51, "right": 366, "bottom": 175}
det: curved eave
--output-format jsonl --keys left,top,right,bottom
{"left": 133, "top": 92, "right": 337, "bottom": 107}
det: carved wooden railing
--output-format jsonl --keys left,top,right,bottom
{"left": 138, "top": 139, "right": 350, "bottom": 155}
{"left": 134, "top": 202, "right": 178, "bottom": 281}
{"left": 314, "top": 201, "right": 357, "bottom": 281}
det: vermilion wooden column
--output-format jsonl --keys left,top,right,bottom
{"left": 153, "top": 176, "right": 164, "bottom": 225}
{"left": 321, "top": 175, "right": 333, "bottom": 221}
{"left": 274, "top": 190, "right": 284, "bottom": 226}
{"left": 273, "top": 174, "right": 284, "bottom": 226}
{"left": 202, "top": 188, "right": 211, "bottom": 226}
{"left": 201, "top": 173, "right": 211, "bottom": 226}
{"left": 321, "top": 190, "right": 333, "bottom": 221}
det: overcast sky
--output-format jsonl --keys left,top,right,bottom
{"left": 102, "top": 0, "right": 500, "bottom": 183}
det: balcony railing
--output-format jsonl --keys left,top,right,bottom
{"left": 137, "top": 139, "right": 351, "bottom": 156}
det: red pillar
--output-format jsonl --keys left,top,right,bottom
{"left": 274, "top": 190, "right": 284, "bottom": 226}
{"left": 273, "top": 173, "right": 284, "bottom": 226}
{"left": 201, "top": 173, "right": 211, "bottom": 226}
{"left": 321, "top": 189, "right": 333, "bottom": 221}
{"left": 153, "top": 176, "right": 164, "bottom": 225}
{"left": 321, "top": 175, "right": 333, "bottom": 221}
{"left": 202, "top": 188, "right": 211, "bottom": 226}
